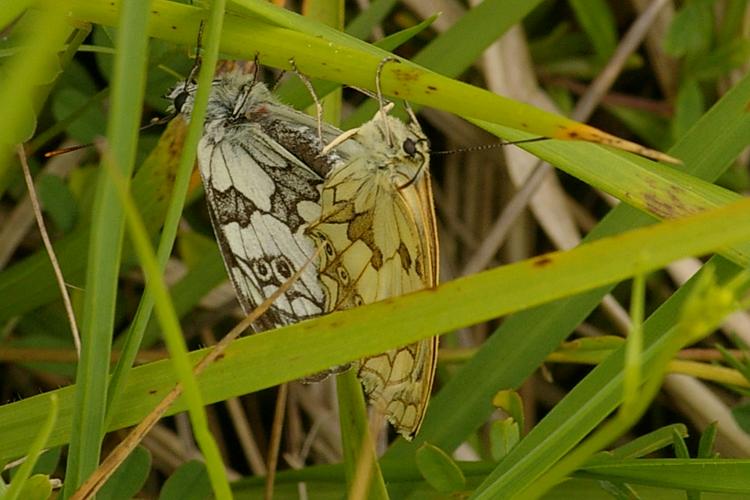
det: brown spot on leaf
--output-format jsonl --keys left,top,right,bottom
{"left": 392, "top": 68, "right": 420, "bottom": 82}
{"left": 533, "top": 256, "right": 553, "bottom": 267}
{"left": 642, "top": 182, "right": 698, "bottom": 220}
{"left": 149, "top": 389, "right": 157, "bottom": 395}
{"left": 644, "top": 193, "right": 673, "bottom": 218}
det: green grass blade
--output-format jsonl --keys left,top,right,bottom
{"left": 513, "top": 266, "right": 746, "bottom": 499}
{"left": 63, "top": 1, "right": 152, "bottom": 493}
{"left": 101, "top": 2, "right": 232, "bottom": 497}
{"left": 344, "top": 0, "right": 397, "bottom": 40}
{"left": 0, "top": 0, "right": 35, "bottom": 29}
{"left": 470, "top": 120, "right": 748, "bottom": 261}
{"left": 5, "top": 195, "right": 750, "bottom": 460}
{"left": 568, "top": 0, "right": 617, "bottom": 60}
{"left": 105, "top": 0, "right": 227, "bottom": 429}
{"left": 336, "top": 370, "right": 388, "bottom": 499}
{"left": 472, "top": 257, "right": 749, "bottom": 499}
{"left": 0, "top": 3, "right": 71, "bottom": 189}
{"left": 577, "top": 459, "right": 750, "bottom": 494}
{"left": 4, "top": 394, "right": 58, "bottom": 500}
{"left": 65, "top": 0, "right": 663, "bottom": 159}
{"left": 603, "top": 424, "right": 688, "bottom": 461}
{"left": 343, "top": 0, "right": 542, "bottom": 127}
{"left": 103, "top": 123, "right": 231, "bottom": 499}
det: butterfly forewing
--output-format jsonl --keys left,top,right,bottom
{"left": 308, "top": 112, "right": 439, "bottom": 438}
{"left": 170, "top": 73, "right": 358, "bottom": 339}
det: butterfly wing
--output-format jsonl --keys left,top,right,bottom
{"left": 308, "top": 114, "right": 439, "bottom": 438}
{"left": 355, "top": 168, "right": 438, "bottom": 438}
{"left": 198, "top": 119, "right": 327, "bottom": 332}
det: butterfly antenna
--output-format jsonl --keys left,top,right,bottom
{"left": 232, "top": 55, "right": 259, "bottom": 118}
{"left": 397, "top": 169, "right": 423, "bottom": 191}
{"left": 44, "top": 143, "right": 92, "bottom": 158}
{"left": 186, "top": 21, "right": 205, "bottom": 85}
{"left": 288, "top": 59, "right": 323, "bottom": 143}
{"left": 49, "top": 24, "right": 209, "bottom": 160}
{"left": 431, "top": 136, "right": 549, "bottom": 155}
{"left": 251, "top": 53, "right": 261, "bottom": 87}
{"left": 44, "top": 111, "right": 186, "bottom": 157}
{"left": 375, "top": 57, "right": 398, "bottom": 147}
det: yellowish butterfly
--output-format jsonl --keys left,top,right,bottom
{"left": 307, "top": 101, "right": 439, "bottom": 439}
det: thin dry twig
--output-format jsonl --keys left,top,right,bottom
{"left": 225, "top": 396, "right": 268, "bottom": 476}
{"left": 16, "top": 145, "right": 82, "bottom": 357}
{"left": 264, "top": 383, "right": 288, "bottom": 500}
{"left": 201, "top": 327, "right": 267, "bottom": 475}
{"left": 572, "top": 0, "right": 671, "bottom": 121}
{"left": 0, "top": 142, "right": 82, "bottom": 268}
{"left": 347, "top": 412, "right": 384, "bottom": 500}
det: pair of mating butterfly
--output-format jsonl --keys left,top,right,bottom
{"left": 168, "top": 62, "right": 438, "bottom": 439}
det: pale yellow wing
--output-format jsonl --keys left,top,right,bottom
{"left": 307, "top": 112, "right": 438, "bottom": 438}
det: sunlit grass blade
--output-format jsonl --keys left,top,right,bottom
{"left": 5, "top": 194, "right": 750, "bottom": 460}
{"left": 510, "top": 266, "right": 750, "bottom": 499}
{"left": 104, "top": 0, "right": 229, "bottom": 431}
{"left": 65, "top": 0, "right": 674, "bottom": 161}
{"left": 64, "top": 1, "right": 152, "bottom": 493}
{"left": 0, "top": 3, "right": 71, "bottom": 190}
{"left": 4, "top": 394, "right": 58, "bottom": 500}
{"left": 577, "top": 459, "right": 750, "bottom": 494}
{"left": 97, "top": 128, "right": 231, "bottom": 498}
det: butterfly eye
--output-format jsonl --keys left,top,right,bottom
{"left": 324, "top": 240, "right": 336, "bottom": 258}
{"left": 353, "top": 294, "right": 364, "bottom": 307}
{"left": 402, "top": 138, "right": 418, "bottom": 156}
{"left": 174, "top": 91, "right": 189, "bottom": 113}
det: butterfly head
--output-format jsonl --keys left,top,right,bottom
{"left": 166, "top": 79, "right": 197, "bottom": 117}
{"left": 366, "top": 114, "right": 430, "bottom": 189}
{"left": 167, "top": 73, "right": 264, "bottom": 123}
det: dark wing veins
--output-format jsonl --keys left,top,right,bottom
{"left": 238, "top": 135, "right": 322, "bottom": 231}
{"left": 200, "top": 129, "right": 327, "bottom": 332}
